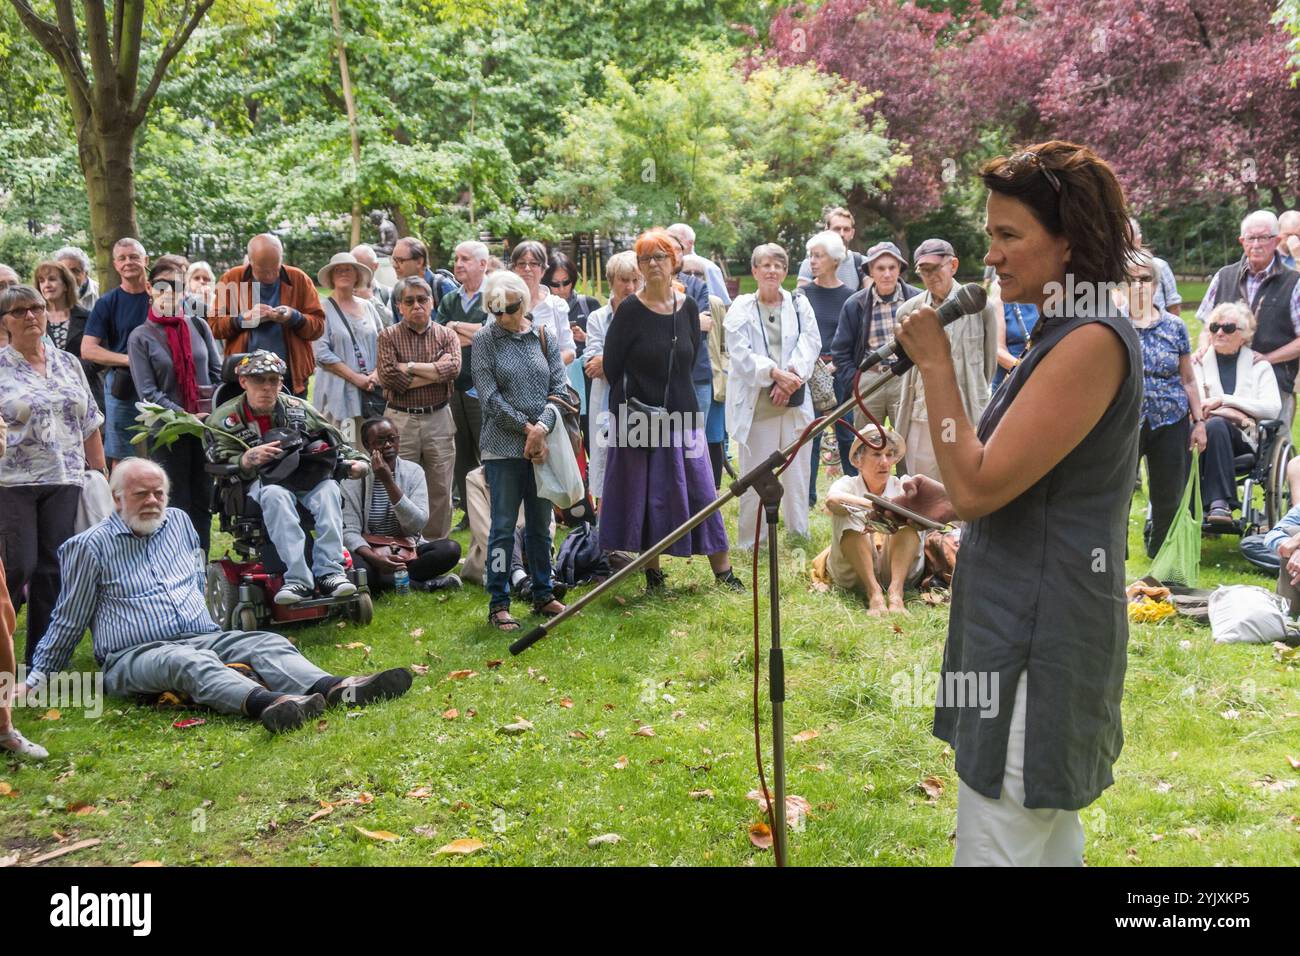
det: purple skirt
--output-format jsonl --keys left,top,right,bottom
{"left": 598, "top": 439, "right": 729, "bottom": 557}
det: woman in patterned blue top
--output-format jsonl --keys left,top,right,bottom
{"left": 1121, "top": 250, "right": 1205, "bottom": 556}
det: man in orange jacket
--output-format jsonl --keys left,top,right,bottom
{"left": 210, "top": 233, "right": 325, "bottom": 398}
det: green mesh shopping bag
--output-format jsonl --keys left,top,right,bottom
{"left": 1148, "top": 449, "right": 1202, "bottom": 587}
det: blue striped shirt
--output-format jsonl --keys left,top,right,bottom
{"left": 29, "top": 508, "right": 215, "bottom": 679}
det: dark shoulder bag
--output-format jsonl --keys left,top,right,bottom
{"left": 327, "top": 298, "right": 386, "bottom": 419}
{"left": 622, "top": 293, "right": 678, "bottom": 427}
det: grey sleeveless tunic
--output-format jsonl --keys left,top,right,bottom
{"left": 933, "top": 302, "right": 1142, "bottom": 810}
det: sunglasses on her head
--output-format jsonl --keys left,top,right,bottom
{"left": 1208, "top": 322, "right": 1239, "bottom": 334}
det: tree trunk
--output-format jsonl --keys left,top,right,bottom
{"left": 329, "top": 0, "right": 363, "bottom": 248}
{"left": 80, "top": 123, "right": 140, "bottom": 292}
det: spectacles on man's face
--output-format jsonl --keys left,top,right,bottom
{"left": 637, "top": 253, "right": 670, "bottom": 265}
{"left": 1208, "top": 322, "right": 1240, "bottom": 334}
{"left": 680, "top": 270, "right": 705, "bottom": 279}
{"left": 490, "top": 300, "right": 523, "bottom": 317}
{"left": 1, "top": 304, "right": 46, "bottom": 318}
{"left": 1242, "top": 234, "right": 1278, "bottom": 246}
{"left": 391, "top": 254, "right": 421, "bottom": 265}
{"left": 402, "top": 295, "right": 432, "bottom": 307}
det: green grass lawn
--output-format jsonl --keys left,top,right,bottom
{"left": 2, "top": 463, "right": 1298, "bottom": 867}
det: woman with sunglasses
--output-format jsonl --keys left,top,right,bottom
{"left": 1119, "top": 249, "right": 1205, "bottom": 555}
{"left": 511, "top": 242, "right": 575, "bottom": 366}
{"left": 0, "top": 284, "right": 105, "bottom": 674}
{"left": 893, "top": 141, "right": 1144, "bottom": 865}
{"left": 543, "top": 251, "right": 600, "bottom": 358}
{"left": 471, "top": 270, "right": 569, "bottom": 632}
{"left": 128, "top": 256, "right": 224, "bottom": 554}
{"left": 1193, "top": 302, "right": 1280, "bottom": 525}
{"left": 598, "top": 228, "right": 744, "bottom": 594}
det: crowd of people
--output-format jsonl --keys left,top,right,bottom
{"left": 4, "top": 177, "right": 1300, "bottom": 869}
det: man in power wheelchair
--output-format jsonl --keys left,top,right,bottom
{"left": 206, "top": 351, "right": 374, "bottom": 628}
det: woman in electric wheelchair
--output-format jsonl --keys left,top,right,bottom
{"left": 1192, "top": 302, "right": 1282, "bottom": 527}
{"left": 207, "top": 350, "right": 370, "bottom": 605}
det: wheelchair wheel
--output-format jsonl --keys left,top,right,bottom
{"left": 1266, "top": 435, "right": 1294, "bottom": 531}
{"left": 352, "top": 593, "right": 374, "bottom": 625}
{"left": 205, "top": 565, "right": 238, "bottom": 630}
{"left": 238, "top": 606, "right": 260, "bottom": 632}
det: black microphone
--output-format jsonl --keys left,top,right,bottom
{"left": 858, "top": 282, "right": 988, "bottom": 376}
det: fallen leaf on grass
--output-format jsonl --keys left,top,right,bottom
{"left": 671, "top": 709, "right": 687, "bottom": 720}
{"left": 603, "top": 703, "right": 616, "bottom": 711}
{"left": 65, "top": 801, "right": 99, "bottom": 816}
{"left": 748, "top": 822, "right": 773, "bottom": 849}
{"left": 486, "top": 660, "right": 503, "bottom": 669}
{"left": 465, "top": 709, "right": 477, "bottom": 718}
{"left": 559, "top": 698, "right": 574, "bottom": 709}
{"left": 791, "top": 729, "right": 820, "bottom": 744}
{"left": 689, "top": 789, "right": 714, "bottom": 800}
{"left": 40, "top": 709, "right": 60, "bottom": 721}
{"left": 1252, "top": 776, "right": 1298, "bottom": 793}
{"left": 568, "top": 730, "right": 589, "bottom": 740}
{"left": 133, "top": 860, "right": 164, "bottom": 867}
{"left": 587, "top": 833, "right": 622, "bottom": 847}
{"left": 354, "top": 792, "right": 374, "bottom": 805}
{"left": 1153, "top": 781, "right": 1173, "bottom": 794}
{"left": 442, "top": 709, "right": 459, "bottom": 720}
{"left": 447, "top": 669, "right": 478, "bottom": 681}
{"left": 1181, "top": 827, "right": 1202, "bottom": 841}
{"left": 409, "top": 627, "right": 425, "bottom": 639}
{"left": 613, "top": 595, "right": 627, "bottom": 606}
{"left": 341, "top": 641, "right": 367, "bottom": 650}
{"left": 632, "top": 725, "right": 656, "bottom": 738}
{"left": 354, "top": 826, "right": 400, "bottom": 843}
{"left": 316, "top": 720, "right": 328, "bottom": 732}
{"left": 746, "top": 790, "right": 813, "bottom": 823}
{"left": 614, "top": 755, "right": 629, "bottom": 770}
{"left": 307, "top": 803, "right": 334, "bottom": 824}
{"left": 435, "top": 838, "right": 484, "bottom": 856}
{"left": 1287, "top": 755, "right": 1300, "bottom": 770}
{"left": 499, "top": 717, "right": 534, "bottom": 735}
{"left": 406, "top": 787, "right": 433, "bottom": 799}
{"left": 413, "top": 825, "right": 437, "bottom": 838}
{"left": 451, "top": 801, "right": 471, "bottom": 812}
{"left": 1220, "top": 708, "right": 1241, "bottom": 720}
{"left": 0, "top": 782, "right": 15, "bottom": 797}
{"left": 919, "top": 776, "right": 945, "bottom": 801}
{"left": 1151, "top": 833, "right": 1165, "bottom": 843}
{"left": 411, "top": 664, "right": 429, "bottom": 676}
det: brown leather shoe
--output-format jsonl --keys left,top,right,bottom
{"left": 260, "top": 693, "right": 326, "bottom": 733}
{"left": 325, "top": 668, "right": 414, "bottom": 708}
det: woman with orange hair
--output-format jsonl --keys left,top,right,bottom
{"left": 598, "top": 229, "right": 744, "bottom": 593}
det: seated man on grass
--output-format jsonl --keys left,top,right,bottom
{"left": 20, "top": 458, "right": 411, "bottom": 734}
{"left": 208, "top": 350, "right": 369, "bottom": 605}
{"left": 824, "top": 426, "right": 925, "bottom": 616}
{"left": 342, "top": 416, "right": 463, "bottom": 593}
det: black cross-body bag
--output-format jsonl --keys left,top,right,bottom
{"left": 623, "top": 293, "right": 678, "bottom": 426}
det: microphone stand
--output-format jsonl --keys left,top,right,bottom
{"left": 510, "top": 363, "right": 905, "bottom": 868}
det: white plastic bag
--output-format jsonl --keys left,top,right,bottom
{"left": 534, "top": 405, "right": 584, "bottom": 509}
{"left": 1207, "top": 584, "right": 1300, "bottom": 644}
{"left": 76, "top": 470, "right": 113, "bottom": 533}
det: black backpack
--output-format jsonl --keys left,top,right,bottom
{"left": 555, "top": 522, "right": 611, "bottom": 586}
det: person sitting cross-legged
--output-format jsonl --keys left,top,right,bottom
{"left": 20, "top": 458, "right": 412, "bottom": 734}
{"left": 342, "top": 416, "right": 463, "bottom": 593}
{"left": 208, "top": 350, "right": 370, "bottom": 604}
{"left": 824, "top": 426, "right": 925, "bottom": 617}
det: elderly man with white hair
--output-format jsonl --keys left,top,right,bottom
{"left": 210, "top": 233, "right": 326, "bottom": 398}
{"left": 667, "top": 223, "right": 730, "bottom": 306}
{"left": 53, "top": 245, "right": 98, "bottom": 310}
{"left": 350, "top": 243, "right": 393, "bottom": 325}
{"left": 1128, "top": 218, "right": 1181, "bottom": 315}
{"left": 437, "top": 240, "right": 491, "bottom": 521}
{"left": 20, "top": 458, "right": 412, "bottom": 735}
{"left": 1196, "top": 209, "right": 1300, "bottom": 425}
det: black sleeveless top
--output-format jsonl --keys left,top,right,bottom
{"left": 934, "top": 301, "right": 1143, "bottom": 810}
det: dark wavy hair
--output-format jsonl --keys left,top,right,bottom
{"left": 980, "top": 140, "right": 1135, "bottom": 286}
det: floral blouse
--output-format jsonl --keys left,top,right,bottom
{"left": 1136, "top": 313, "right": 1190, "bottom": 429}
{"left": 0, "top": 345, "right": 103, "bottom": 487}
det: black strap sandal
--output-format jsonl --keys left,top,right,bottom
{"left": 532, "top": 599, "right": 565, "bottom": 618}
{"left": 489, "top": 609, "right": 521, "bottom": 632}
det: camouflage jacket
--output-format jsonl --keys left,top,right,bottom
{"left": 207, "top": 391, "right": 366, "bottom": 480}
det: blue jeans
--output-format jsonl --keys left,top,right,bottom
{"left": 249, "top": 478, "right": 346, "bottom": 587}
{"left": 484, "top": 458, "right": 554, "bottom": 611}
{"left": 832, "top": 381, "right": 859, "bottom": 478}
{"left": 103, "top": 373, "right": 137, "bottom": 460}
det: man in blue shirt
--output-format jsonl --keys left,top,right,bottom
{"left": 21, "top": 458, "right": 411, "bottom": 734}
{"left": 80, "top": 238, "right": 152, "bottom": 465}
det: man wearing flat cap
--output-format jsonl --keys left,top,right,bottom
{"left": 828, "top": 241, "right": 921, "bottom": 468}
{"left": 891, "top": 238, "right": 1000, "bottom": 482}
{"left": 208, "top": 350, "right": 369, "bottom": 604}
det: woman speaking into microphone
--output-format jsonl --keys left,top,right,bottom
{"left": 892, "top": 141, "right": 1142, "bottom": 866}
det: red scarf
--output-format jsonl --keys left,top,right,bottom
{"left": 147, "top": 308, "right": 200, "bottom": 413}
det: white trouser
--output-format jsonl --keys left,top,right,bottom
{"left": 954, "top": 671, "right": 1086, "bottom": 866}
{"left": 736, "top": 410, "right": 811, "bottom": 547}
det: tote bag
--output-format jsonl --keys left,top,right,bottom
{"left": 1148, "top": 450, "right": 1202, "bottom": 587}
